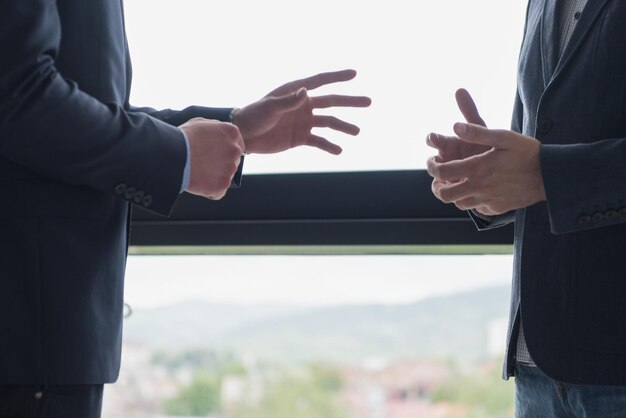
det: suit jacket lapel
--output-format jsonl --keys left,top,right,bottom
{"left": 552, "top": 0, "right": 611, "bottom": 81}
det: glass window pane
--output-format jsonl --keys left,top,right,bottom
{"left": 103, "top": 254, "right": 515, "bottom": 417}
{"left": 124, "top": 0, "right": 528, "bottom": 174}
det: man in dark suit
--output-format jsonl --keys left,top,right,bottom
{"left": 0, "top": 0, "right": 370, "bottom": 416}
{"left": 427, "top": 0, "right": 626, "bottom": 415}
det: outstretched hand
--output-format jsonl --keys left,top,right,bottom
{"left": 233, "top": 69, "right": 372, "bottom": 155}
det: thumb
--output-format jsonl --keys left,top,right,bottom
{"left": 453, "top": 123, "right": 503, "bottom": 148}
{"left": 456, "top": 88, "right": 486, "bottom": 127}
{"left": 267, "top": 87, "right": 308, "bottom": 113}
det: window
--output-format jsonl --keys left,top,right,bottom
{"left": 105, "top": 253, "right": 515, "bottom": 418}
{"left": 125, "top": 0, "right": 527, "bottom": 174}
{"left": 107, "top": 1, "right": 528, "bottom": 417}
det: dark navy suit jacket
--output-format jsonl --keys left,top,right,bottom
{"left": 0, "top": 0, "right": 232, "bottom": 383}
{"left": 473, "top": 0, "right": 626, "bottom": 385}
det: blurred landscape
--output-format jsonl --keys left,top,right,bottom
{"left": 103, "top": 285, "right": 515, "bottom": 418}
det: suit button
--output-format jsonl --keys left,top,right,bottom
{"left": 620, "top": 208, "right": 626, "bottom": 219}
{"left": 115, "top": 184, "right": 127, "bottom": 195}
{"left": 592, "top": 212, "right": 605, "bottom": 223}
{"left": 537, "top": 118, "right": 552, "bottom": 134}
{"left": 605, "top": 209, "right": 618, "bottom": 220}
{"left": 577, "top": 214, "right": 592, "bottom": 225}
{"left": 142, "top": 195, "right": 153, "bottom": 208}
{"left": 133, "top": 191, "right": 145, "bottom": 204}
{"left": 124, "top": 187, "right": 136, "bottom": 200}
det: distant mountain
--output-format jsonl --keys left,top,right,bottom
{"left": 124, "top": 301, "right": 301, "bottom": 348}
{"left": 123, "top": 286, "right": 511, "bottom": 364}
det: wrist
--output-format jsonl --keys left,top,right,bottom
{"left": 229, "top": 108, "right": 240, "bottom": 125}
{"left": 229, "top": 108, "right": 251, "bottom": 154}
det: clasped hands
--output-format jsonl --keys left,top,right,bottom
{"left": 426, "top": 89, "right": 546, "bottom": 216}
{"left": 180, "top": 69, "right": 371, "bottom": 200}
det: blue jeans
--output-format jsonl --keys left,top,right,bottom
{"left": 0, "top": 385, "right": 103, "bottom": 418}
{"left": 515, "top": 363, "right": 626, "bottom": 417}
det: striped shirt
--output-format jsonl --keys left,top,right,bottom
{"left": 559, "top": 0, "right": 590, "bottom": 56}
{"left": 515, "top": 0, "right": 589, "bottom": 366}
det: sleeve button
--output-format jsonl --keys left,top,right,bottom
{"left": 133, "top": 191, "right": 145, "bottom": 204}
{"left": 142, "top": 195, "right": 153, "bottom": 208}
{"left": 115, "top": 184, "right": 127, "bottom": 195}
{"left": 577, "top": 214, "right": 592, "bottom": 225}
{"left": 605, "top": 209, "right": 618, "bottom": 220}
{"left": 592, "top": 212, "right": 605, "bottom": 223}
{"left": 124, "top": 187, "right": 136, "bottom": 200}
{"left": 537, "top": 118, "right": 552, "bottom": 134}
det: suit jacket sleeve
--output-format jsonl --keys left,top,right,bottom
{"left": 541, "top": 138, "right": 626, "bottom": 235}
{"left": 127, "top": 105, "right": 234, "bottom": 126}
{"left": 0, "top": 0, "right": 187, "bottom": 216}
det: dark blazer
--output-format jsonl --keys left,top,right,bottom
{"left": 0, "top": 0, "right": 232, "bottom": 384}
{"left": 472, "top": 0, "right": 626, "bottom": 385}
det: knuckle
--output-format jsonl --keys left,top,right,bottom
{"left": 210, "top": 191, "right": 226, "bottom": 201}
{"left": 229, "top": 147, "right": 242, "bottom": 160}
{"left": 208, "top": 180, "right": 230, "bottom": 197}
{"left": 221, "top": 177, "right": 232, "bottom": 190}
{"left": 488, "top": 206, "right": 501, "bottom": 216}
{"left": 477, "top": 206, "right": 491, "bottom": 216}
{"left": 455, "top": 201, "right": 468, "bottom": 211}
{"left": 438, "top": 187, "right": 453, "bottom": 203}
{"left": 493, "top": 201, "right": 509, "bottom": 215}
{"left": 485, "top": 199, "right": 501, "bottom": 214}
{"left": 444, "top": 191, "right": 458, "bottom": 204}
{"left": 223, "top": 123, "right": 240, "bottom": 138}
{"left": 428, "top": 161, "right": 442, "bottom": 178}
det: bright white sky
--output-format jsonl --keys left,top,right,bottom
{"left": 125, "top": 255, "right": 513, "bottom": 308}
{"left": 122, "top": 0, "right": 525, "bottom": 308}
{"left": 125, "top": 0, "right": 528, "bottom": 174}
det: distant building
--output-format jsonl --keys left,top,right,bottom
{"left": 487, "top": 317, "right": 508, "bottom": 358}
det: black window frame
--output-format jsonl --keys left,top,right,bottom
{"left": 131, "top": 170, "right": 512, "bottom": 247}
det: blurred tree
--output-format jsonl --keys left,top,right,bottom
{"left": 152, "top": 349, "right": 243, "bottom": 374}
{"left": 235, "top": 364, "right": 347, "bottom": 418}
{"left": 431, "top": 359, "right": 515, "bottom": 418}
{"left": 164, "top": 372, "right": 221, "bottom": 416}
